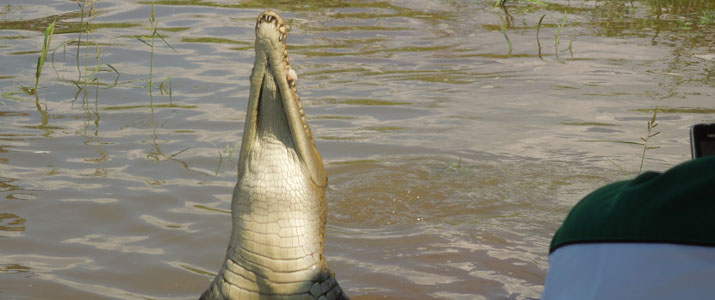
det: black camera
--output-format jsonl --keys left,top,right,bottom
{"left": 690, "top": 123, "right": 715, "bottom": 159}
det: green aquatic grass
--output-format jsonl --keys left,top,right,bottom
{"left": 289, "top": 38, "right": 386, "bottom": 51}
{"left": 638, "top": 107, "right": 660, "bottom": 174}
{"left": 0, "top": 19, "right": 139, "bottom": 34}
{"left": 311, "top": 115, "right": 355, "bottom": 120}
{"left": 228, "top": 46, "right": 252, "bottom": 51}
{"left": 135, "top": 4, "right": 178, "bottom": 96}
{"left": 296, "top": 45, "right": 453, "bottom": 57}
{"left": 141, "top": 0, "right": 451, "bottom": 20}
{"left": 300, "top": 25, "right": 410, "bottom": 32}
{"left": 537, "top": 12, "right": 572, "bottom": 62}
{"left": 33, "top": 19, "right": 56, "bottom": 93}
{"left": 495, "top": 0, "right": 546, "bottom": 7}
{"left": 158, "top": 26, "right": 190, "bottom": 32}
{"left": 448, "top": 115, "right": 482, "bottom": 120}
{"left": 0, "top": 35, "right": 28, "bottom": 40}
{"left": 159, "top": 76, "right": 173, "bottom": 105}
{"left": 174, "top": 263, "right": 216, "bottom": 277}
{"left": 329, "top": 159, "right": 379, "bottom": 166}
{"left": 299, "top": 67, "right": 373, "bottom": 77}
{"left": 66, "top": 40, "right": 119, "bottom": 47}
{"left": 8, "top": 50, "right": 42, "bottom": 55}
{"left": 316, "top": 136, "right": 360, "bottom": 141}
{"left": 561, "top": 122, "right": 619, "bottom": 126}
{"left": 214, "top": 141, "right": 240, "bottom": 175}
{"left": 498, "top": 14, "right": 513, "bottom": 56}
{"left": 193, "top": 204, "right": 230, "bottom": 214}
{"left": 579, "top": 139, "right": 643, "bottom": 145}
{"left": 2, "top": 91, "right": 29, "bottom": 102}
{"left": 632, "top": 107, "right": 715, "bottom": 114}
{"left": 180, "top": 37, "right": 249, "bottom": 45}
{"left": 342, "top": 99, "right": 412, "bottom": 106}
{"left": 102, "top": 103, "right": 197, "bottom": 111}
{"left": 362, "top": 126, "right": 408, "bottom": 132}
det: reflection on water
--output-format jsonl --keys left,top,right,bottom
{"left": 0, "top": 212, "right": 25, "bottom": 237}
{"left": 62, "top": 234, "right": 165, "bottom": 255}
{"left": 0, "top": 0, "right": 713, "bottom": 299}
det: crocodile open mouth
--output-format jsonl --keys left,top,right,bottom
{"left": 237, "top": 10, "right": 326, "bottom": 188}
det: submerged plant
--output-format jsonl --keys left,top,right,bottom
{"left": 638, "top": 107, "right": 661, "bottom": 174}
{"left": 159, "top": 76, "right": 173, "bottom": 105}
{"left": 215, "top": 142, "right": 240, "bottom": 175}
{"left": 499, "top": 15, "right": 513, "bottom": 55}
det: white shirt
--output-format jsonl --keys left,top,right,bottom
{"left": 542, "top": 243, "right": 715, "bottom": 300}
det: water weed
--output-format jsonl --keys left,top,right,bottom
{"left": 135, "top": 3, "right": 177, "bottom": 95}
{"left": 537, "top": 12, "right": 572, "bottom": 63}
{"left": 499, "top": 15, "right": 513, "bottom": 55}
{"left": 159, "top": 76, "right": 173, "bottom": 105}
{"left": 638, "top": 107, "right": 661, "bottom": 174}
{"left": 214, "top": 142, "right": 240, "bottom": 175}
{"left": 33, "top": 19, "right": 56, "bottom": 94}
{"left": 494, "top": 0, "right": 546, "bottom": 8}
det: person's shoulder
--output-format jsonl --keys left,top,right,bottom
{"left": 550, "top": 156, "right": 715, "bottom": 253}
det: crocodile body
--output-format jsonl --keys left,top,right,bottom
{"left": 200, "top": 10, "right": 348, "bottom": 300}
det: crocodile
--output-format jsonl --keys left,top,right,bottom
{"left": 200, "top": 10, "right": 349, "bottom": 300}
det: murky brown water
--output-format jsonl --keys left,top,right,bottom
{"left": 1, "top": 0, "right": 713, "bottom": 299}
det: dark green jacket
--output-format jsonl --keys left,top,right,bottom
{"left": 551, "top": 155, "right": 715, "bottom": 253}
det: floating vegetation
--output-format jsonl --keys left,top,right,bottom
{"left": 632, "top": 107, "right": 715, "bottom": 114}
{"left": 192, "top": 204, "right": 230, "bottom": 214}
{"left": 328, "top": 159, "right": 380, "bottom": 166}
{"left": 102, "top": 104, "right": 197, "bottom": 111}
{"left": 561, "top": 122, "right": 619, "bottom": 126}
{"left": 296, "top": 45, "right": 454, "bottom": 58}
{"left": 0, "top": 12, "right": 139, "bottom": 34}
{"left": 157, "top": 26, "right": 190, "bottom": 32}
{"left": 300, "top": 25, "right": 410, "bottom": 32}
{"left": 316, "top": 136, "right": 360, "bottom": 141}
{"left": 362, "top": 126, "right": 408, "bottom": 132}
{"left": 494, "top": 0, "right": 546, "bottom": 7}
{"left": 2, "top": 91, "right": 29, "bottom": 102}
{"left": 140, "top": 0, "right": 451, "bottom": 20}
{"left": 8, "top": 50, "right": 42, "bottom": 55}
{"left": 0, "top": 36, "right": 28, "bottom": 40}
{"left": 579, "top": 139, "right": 643, "bottom": 145}
{"left": 341, "top": 99, "right": 412, "bottom": 106}
{"left": 311, "top": 115, "right": 355, "bottom": 120}
{"left": 180, "top": 37, "right": 249, "bottom": 45}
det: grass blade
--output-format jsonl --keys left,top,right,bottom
{"left": 34, "top": 19, "right": 56, "bottom": 92}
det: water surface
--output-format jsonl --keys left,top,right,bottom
{"left": 1, "top": 0, "right": 713, "bottom": 299}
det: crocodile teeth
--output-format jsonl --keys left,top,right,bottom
{"left": 287, "top": 68, "right": 298, "bottom": 85}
